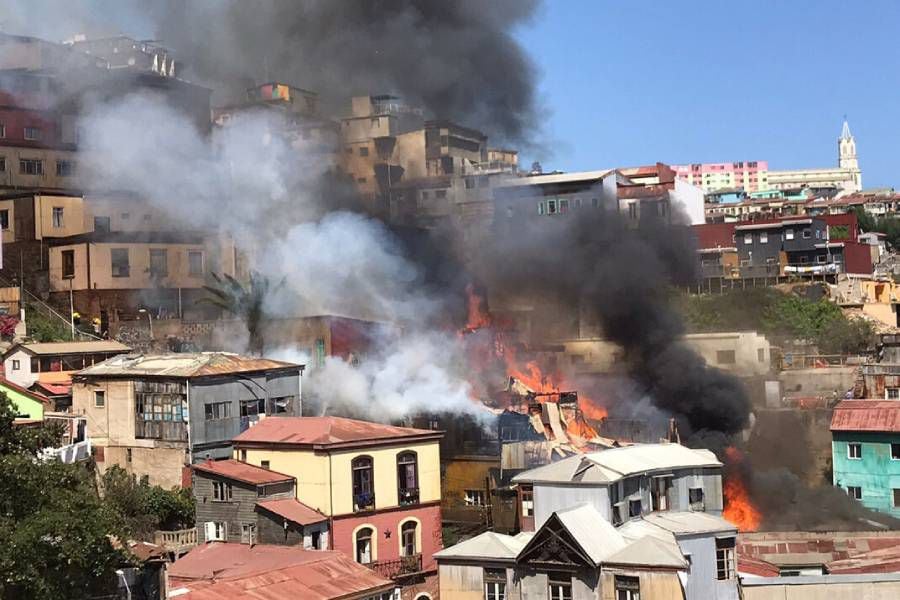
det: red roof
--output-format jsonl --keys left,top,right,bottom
{"left": 192, "top": 459, "right": 294, "bottom": 486}
{"left": 830, "top": 400, "right": 900, "bottom": 433}
{"left": 168, "top": 543, "right": 394, "bottom": 600}
{"left": 32, "top": 381, "right": 71, "bottom": 396}
{"left": 0, "top": 377, "right": 51, "bottom": 406}
{"left": 737, "top": 554, "right": 781, "bottom": 577}
{"left": 692, "top": 222, "right": 736, "bottom": 250}
{"left": 232, "top": 416, "right": 442, "bottom": 448}
{"left": 256, "top": 498, "right": 327, "bottom": 525}
{"left": 738, "top": 532, "right": 900, "bottom": 576}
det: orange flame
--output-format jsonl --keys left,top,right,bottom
{"left": 722, "top": 447, "right": 761, "bottom": 532}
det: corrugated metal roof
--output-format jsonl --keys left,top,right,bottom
{"left": 76, "top": 352, "right": 300, "bottom": 379}
{"left": 605, "top": 534, "right": 688, "bottom": 569}
{"left": 830, "top": 400, "right": 900, "bottom": 433}
{"left": 433, "top": 531, "right": 533, "bottom": 561}
{"left": 495, "top": 169, "right": 613, "bottom": 188}
{"left": 192, "top": 459, "right": 294, "bottom": 486}
{"left": 640, "top": 511, "right": 737, "bottom": 535}
{"left": 256, "top": 498, "right": 327, "bottom": 526}
{"left": 555, "top": 503, "right": 627, "bottom": 564}
{"left": 233, "top": 416, "right": 442, "bottom": 448}
{"left": 168, "top": 543, "right": 394, "bottom": 600}
{"left": 513, "top": 443, "right": 721, "bottom": 484}
{"left": 6, "top": 340, "right": 130, "bottom": 357}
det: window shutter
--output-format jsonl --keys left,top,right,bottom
{"left": 204, "top": 522, "right": 215, "bottom": 542}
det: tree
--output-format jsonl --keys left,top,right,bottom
{"left": 0, "top": 393, "right": 126, "bottom": 599}
{"left": 201, "top": 271, "right": 280, "bottom": 355}
{"left": 101, "top": 466, "right": 195, "bottom": 540}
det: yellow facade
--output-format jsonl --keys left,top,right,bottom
{"left": 236, "top": 440, "right": 442, "bottom": 517}
{"left": 34, "top": 194, "right": 86, "bottom": 239}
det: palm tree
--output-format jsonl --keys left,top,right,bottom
{"left": 201, "top": 271, "right": 279, "bottom": 355}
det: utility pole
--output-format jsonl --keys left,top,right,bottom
{"left": 69, "top": 277, "right": 75, "bottom": 340}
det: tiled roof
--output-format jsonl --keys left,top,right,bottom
{"left": 76, "top": 352, "right": 300, "bottom": 378}
{"left": 232, "top": 416, "right": 442, "bottom": 448}
{"left": 168, "top": 543, "right": 394, "bottom": 600}
{"left": 830, "top": 400, "right": 900, "bottom": 433}
{"left": 191, "top": 459, "right": 294, "bottom": 486}
{"left": 256, "top": 498, "right": 326, "bottom": 526}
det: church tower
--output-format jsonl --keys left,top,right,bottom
{"left": 838, "top": 118, "right": 862, "bottom": 191}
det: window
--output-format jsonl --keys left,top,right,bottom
{"left": 126, "top": 448, "right": 132, "bottom": 463}
{"left": 689, "top": 487, "right": 704, "bottom": 509}
{"left": 206, "top": 521, "right": 226, "bottom": 541}
{"left": 758, "top": 348, "right": 766, "bottom": 363}
{"left": 188, "top": 251, "right": 204, "bottom": 276}
{"left": 0, "top": 157, "right": 5, "bottom": 172}
{"left": 213, "top": 481, "right": 233, "bottom": 502}
{"left": 204, "top": 402, "right": 229, "bottom": 420}
{"left": 94, "top": 216, "right": 110, "bottom": 232}
{"left": 241, "top": 523, "right": 256, "bottom": 544}
{"left": 651, "top": 475, "right": 672, "bottom": 511}
{"left": 848, "top": 443, "right": 862, "bottom": 460}
{"left": 847, "top": 486, "right": 862, "bottom": 500}
{"left": 892, "top": 443, "right": 900, "bottom": 460}
{"left": 111, "top": 248, "right": 129, "bottom": 277}
{"left": 628, "top": 203, "right": 637, "bottom": 220}
{"left": 537, "top": 201, "right": 544, "bottom": 215}
{"left": 484, "top": 568, "right": 506, "bottom": 600}
{"left": 94, "top": 390, "right": 105, "bottom": 408}
{"left": 521, "top": 489, "right": 534, "bottom": 517}
{"left": 0, "top": 209, "right": 8, "bottom": 231}
{"left": 547, "top": 199, "right": 557, "bottom": 215}
{"left": 887, "top": 388, "right": 900, "bottom": 400}
{"left": 56, "top": 160, "right": 75, "bottom": 177}
{"left": 23, "top": 127, "right": 41, "bottom": 141}
{"left": 816, "top": 255, "right": 827, "bottom": 264}
{"left": 743, "top": 233, "right": 752, "bottom": 244}
{"left": 628, "top": 498, "right": 642, "bottom": 518}
{"left": 52, "top": 207, "right": 64, "bottom": 228}
{"left": 615, "top": 575, "right": 640, "bottom": 600}
{"left": 397, "top": 452, "right": 418, "bottom": 505}
{"left": 559, "top": 199, "right": 569, "bottom": 214}
{"left": 716, "top": 350, "right": 736, "bottom": 364}
{"left": 435, "top": 189, "right": 447, "bottom": 199}
{"left": 61, "top": 249, "right": 75, "bottom": 279}
{"left": 148, "top": 249, "right": 168, "bottom": 277}
{"left": 548, "top": 573, "right": 572, "bottom": 600}
{"left": 260, "top": 460, "right": 270, "bottom": 469}
{"left": 239, "top": 449, "right": 247, "bottom": 461}
{"left": 352, "top": 456, "right": 375, "bottom": 511}
{"left": 802, "top": 229, "right": 812, "bottom": 239}
{"left": 785, "top": 228, "right": 795, "bottom": 240}
{"left": 357, "top": 177, "right": 366, "bottom": 184}
{"left": 400, "top": 520, "right": 417, "bottom": 556}
{"left": 10, "top": 359, "right": 19, "bottom": 371}
{"left": 359, "top": 147, "right": 369, "bottom": 157}
{"left": 0, "top": 123, "right": 4, "bottom": 138}
{"left": 239, "top": 398, "right": 265, "bottom": 417}
{"left": 465, "top": 177, "right": 475, "bottom": 189}
{"left": 310, "top": 530, "right": 322, "bottom": 550}
{"left": 355, "top": 527, "right": 373, "bottom": 563}
{"left": 760, "top": 232, "right": 768, "bottom": 243}
{"left": 465, "top": 489, "right": 486, "bottom": 507}
{"left": 894, "top": 489, "right": 900, "bottom": 508}
{"left": 716, "top": 537, "right": 736, "bottom": 580}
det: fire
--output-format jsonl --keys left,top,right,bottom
{"left": 722, "top": 447, "right": 761, "bottom": 532}
{"left": 465, "top": 283, "right": 493, "bottom": 331}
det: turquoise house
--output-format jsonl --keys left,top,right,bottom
{"left": 0, "top": 377, "right": 51, "bottom": 420}
{"left": 831, "top": 400, "right": 900, "bottom": 517}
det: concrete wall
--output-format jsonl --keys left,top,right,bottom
{"left": 684, "top": 332, "right": 772, "bottom": 377}
{"left": 778, "top": 367, "right": 856, "bottom": 399}
{"left": 832, "top": 431, "right": 900, "bottom": 517}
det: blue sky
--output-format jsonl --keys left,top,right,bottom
{"left": 515, "top": 1, "right": 900, "bottom": 188}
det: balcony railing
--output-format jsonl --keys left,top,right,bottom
{"left": 153, "top": 527, "right": 198, "bottom": 557}
{"left": 354, "top": 492, "right": 375, "bottom": 512}
{"left": 368, "top": 554, "right": 422, "bottom": 580}
{"left": 398, "top": 487, "right": 419, "bottom": 506}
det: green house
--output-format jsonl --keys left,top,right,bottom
{"left": 0, "top": 377, "right": 51, "bottom": 420}
{"left": 831, "top": 400, "right": 900, "bottom": 517}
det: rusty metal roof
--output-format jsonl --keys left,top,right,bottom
{"left": 232, "top": 416, "right": 442, "bottom": 449}
{"left": 191, "top": 459, "right": 294, "bottom": 486}
{"left": 256, "top": 498, "right": 327, "bottom": 526}
{"left": 830, "top": 400, "right": 900, "bottom": 433}
{"left": 168, "top": 543, "right": 395, "bottom": 600}
{"left": 76, "top": 352, "right": 301, "bottom": 379}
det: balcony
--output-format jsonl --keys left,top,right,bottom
{"left": 354, "top": 492, "right": 375, "bottom": 512}
{"left": 153, "top": 527, "right": 198, "bottom": 557}
{"left": 368, "top": 554, "right": 422, "bottom": 580}
{"left": 398, "top": 487, "right": 419, "bottom": 506}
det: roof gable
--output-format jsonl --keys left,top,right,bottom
{"left": 517, "top": 511, "right": 599, "bottom": 569}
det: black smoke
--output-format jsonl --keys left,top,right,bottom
{"left": 474, "top": 204, "right": 751, "bottom": 441}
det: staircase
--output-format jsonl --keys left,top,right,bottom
{"left": 0, "top": 273, "right": 101, "bottom": 341}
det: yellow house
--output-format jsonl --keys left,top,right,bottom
{"left": 232, "top": 416, "right": 445, "bottom": 588}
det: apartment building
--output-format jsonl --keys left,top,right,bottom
{"left": 673, "top": 161, "right": 769, "bottom": 193}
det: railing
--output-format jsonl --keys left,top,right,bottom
{"left": 154, "top": 527, "right": 198, "bottom": 556}
{"left": 781, "top": 354, "right": 869, "bottom": 370}
{"left": 862, "top": 364, "right": 900, "bottom": 375}
{"left": 368, "top": 554, "right": 422, "bottom": 580}
{"left": 398, "top": 487, "right": 419, "bottom": 506}
{"left": 41, "top": 438, "right": 91, "bottom": 464}
{"left": 353, "top": 492, "right": 375, "bottom": 512}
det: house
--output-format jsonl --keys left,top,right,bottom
{"left": 72, "top": 352, "right": 302, "bottom": 487}
{"left": 167, "top": 542, "right": 398, "bottom": 600}
{"left": 231, "top": 416, "right": 443, "bottom": 600}
{"left": 0, "top": 376, "right": 52, "bottom": 419}
{"left": 830, "top": 400, "right": 900, "bottom": 517}
{"left": 1, "top": 340, "right": 130, "bottom": 408}
{"left": 512, "top": 442, "right": 739, "bottom": 600}
{"left": 435, "top": 502, "right": 689, "bottom": 600}
{"left": 191, "top": 458, "right": 328, "bottom": 548}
